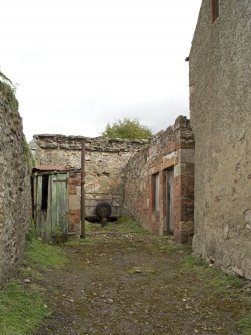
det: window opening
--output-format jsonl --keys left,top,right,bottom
{"left": 41, "top": 175, "right": 49, "bottom": 210}
{"left": 211, "top": 0, "right": 220, "bottom": 22}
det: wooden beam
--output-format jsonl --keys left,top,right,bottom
{"left": 80, "top": 140, "right": 86, "bottom": 238}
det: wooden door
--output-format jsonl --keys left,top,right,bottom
{"left": 166, "top": 169, "right": 174, "bottom": 234}
{"left": 34, "top": 173, "right": 69, "bottom": 241}
{"left": 50, "top": 173, "right": 69, "bottom": 241}
{"left": 33, "top": 175, "right": 43, "bottom": 237}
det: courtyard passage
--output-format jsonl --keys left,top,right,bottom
{"left": 34, "top": 221, "right": 249, "bottom": 335}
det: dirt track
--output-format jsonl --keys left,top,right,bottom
{"left": 34, "top": 225, "right": 248, "bottom": 335}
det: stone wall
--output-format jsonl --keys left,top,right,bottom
{"left": 189, "top": 1, "right": 251, "bottom": 278}
{"left": 123, "top": 116, "right": 195, "bottom": 243}
{"left": 67, "top": 171, "right": 81, "bottom": 235}
{"left": 0, "top": 75, "right": 32, "bottom": 285}
{"left": 32, "top": 135, "right": 147, "bottom": 226}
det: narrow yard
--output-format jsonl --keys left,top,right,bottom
{"left": 30, "top": 220, "right": 251, "bottom": 335}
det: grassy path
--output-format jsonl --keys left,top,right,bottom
{"left": 32, "top": 221, "right": 251, "bottom": 335}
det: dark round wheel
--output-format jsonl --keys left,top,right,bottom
{"left": 95, "top": 202, "right": 112, "bottom": 220}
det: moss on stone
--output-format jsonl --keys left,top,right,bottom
{"left": 22, "top": 139, "right": 35, "bottom": 173}
{"left": 0, "top": 71, "right": 18, "bottom": 113}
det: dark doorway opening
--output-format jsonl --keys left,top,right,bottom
{"left": 166, "top": 168, "right": 174, "bottom": 234}
{"left": 41, "top": 175, "right": 49, "bottom": 210}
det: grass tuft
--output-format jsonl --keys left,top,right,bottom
{"left": 23, "top": 238, "right": 65, "bottom": 269}
{"left": 0, "top": 279, "right": 49, "bottom": 335}
{"left": 158, "top": 239, "right": 191, "bottom": 254}
{"left": 0, "top": 233, "right": 65, "bottom": 335}
{"left": 183, "top": 255, "right": 245, "bottom": 292}
{"left": 103, "top": 216, "right": 148, "bottom": 234}
{"left": 239, "top": 313, "right": 251, "bottom": 335}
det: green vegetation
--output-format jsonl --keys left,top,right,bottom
{"left": 0, "top": 229, "right": 65, "bottom": 335}
{"left": 66, "top": 216, "right": 148, "bottom": 247}
{"left": 22, "top": 139, "right": 35, "bottom": 172}
{"left": 101, "top": 118, "right": 152, "bottom": 140}
{"left": 239, "top": 315, "right": 251, "bottom": 335}
{"left": 183, "top": 255, "right": 251, "bottom": 335}
{"left": 0, "top": 70, "right": 18, "bottom": 113}
{"left": 0, "top": 279, "right": 48, "bottom": 335}
{"left": 86, "top": 216, "right": 148, "bottom": 234}
{"left": 156, "top": 238, "right": 191, "bottom": 254}
{"left": 23, "top": 238, "right": 65, "bottom": 270}
{"left": 183, "top": 255, "right": 245, "bottom": 292}
{"left": 104, "top": 215, "right": 148, "bottom": 234}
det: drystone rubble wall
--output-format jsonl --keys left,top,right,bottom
{"left": 32, "top": 135, "right": 147, "bottom": 234}
{"left": 0, "top": 77, "right": 32, "bottom": 285}
{"left": 123, "top": 116, "right": 195, "bottom": 243}
{"left": 190, "top": 0, "right": 251, "bottom": 278}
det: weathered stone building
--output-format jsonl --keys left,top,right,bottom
{"left": 32, "top": 118, "right": 195, "bottom": 243}
{"left": 189, "top": 0, "right": 251, "bottom": 278}
{"left": 123, "top": 116, "right": 195, "bottom": 243}
{"left": 31, "top": 135, "right": 146, "bottom": 238}
{"left": 0, "top": 74, "right": 32, "bottom": 285}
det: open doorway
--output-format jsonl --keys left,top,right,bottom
{"left": 165, "top": 168, "right": 174, "bottom": 234}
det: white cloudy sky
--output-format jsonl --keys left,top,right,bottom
{"left": 0, "top": 0, "right": 201, "bottom": 141}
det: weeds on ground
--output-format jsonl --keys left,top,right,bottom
{"left": 23, "top": 238, "right": 65, "bottom": 270}
{"left": 102, "top": 216, "right": 148, "bottom": 234}
{"left": 0, "top": 223, "right": 66, "bottom": 335}
{"left": 183, "top": 255, "right": 251, "bottom": 335}
{"left": 157, "top": 239, "right": 191, "bottom": 254}
{"left": 85, "top": 216, "right": 148, "bottom": 234}
{"left": 0, "top": 279, "right": 49, "bottom": 335}
{"left": 66, "top": 216, "right": 148, "bottom": 247}
{"left": 239, "top": 314, "right": 251, "bottom": 335}
{"left": 183, "top": 255, "right": 244, "bottom": 291}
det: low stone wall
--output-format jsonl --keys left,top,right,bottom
{"left": 0, "top": 75, "right": 32, "bottom": 285}
{"left": 123, "top": 116, "right": 195, "bottom": 243}
{"left": 32, "top": 135, "right": 147, "bottom": 169}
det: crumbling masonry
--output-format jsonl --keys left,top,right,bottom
{"left": 32, "top": 116, "right": 195, "bottom": 244}
{"left": 0, "top": 76, "right": 32, "bottom": 285}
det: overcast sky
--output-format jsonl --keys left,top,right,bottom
{"left": 0, "top": 0, "right": 201, "bottom": 141}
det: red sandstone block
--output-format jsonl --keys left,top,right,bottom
{"left": 69, "top": 209, "right": 80, "bottom": 215}
{"left": 69, "top": 184, "right": 77, "bottom": 195}
{"left": 69, "top": 209, "right": 80, "bottom": 225}
{"left": 174, "top": 176, "right": 194, "bottom": 198}
{"left": 176, "top": 206, "right": 194, "bottom": 221}
{"left": 69, "top": 216, "right": 80, "bottom": 225}
{"left": 68, "top": 175, "right": 81, "bottom": 186}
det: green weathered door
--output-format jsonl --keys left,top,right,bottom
{"left": 50, "top": 173, "right": 69, "bottom": 241}
{"left": 34, "top": 173, "right": 69, "bottom": 241}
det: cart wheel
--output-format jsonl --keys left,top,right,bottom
{"left": 95, "top": 202, "right": 112, "bottom": 220}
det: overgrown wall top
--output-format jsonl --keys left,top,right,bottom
{"left": 189, "top": 0, "right": 251, "bottom": 278}
{"left": 0, "top": 75, "right": 32, "bottom": 285}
